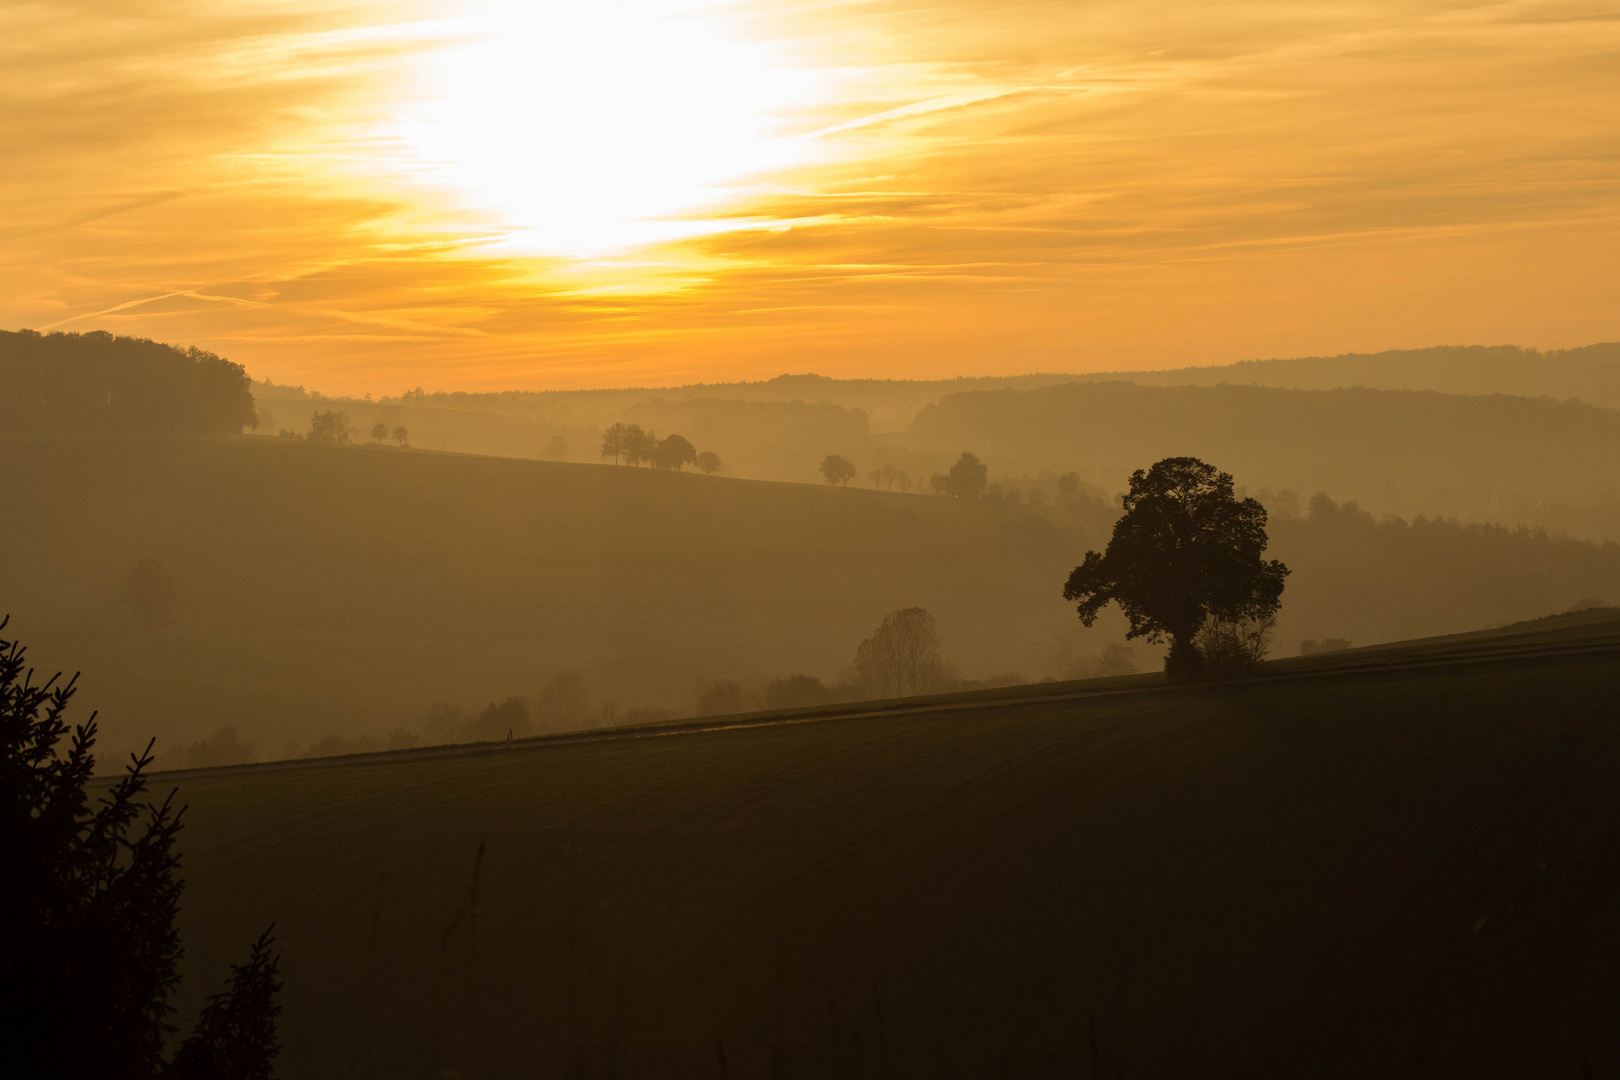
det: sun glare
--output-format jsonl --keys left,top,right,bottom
{"left": 397, "top": 1, "right": 817, "bottom": 257}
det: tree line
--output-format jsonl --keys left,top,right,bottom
{"left": 0, "top": 329, "right": 256, "bottom": 436}
{"left": 600, "top": 422, "right": 720, "bottom": 473}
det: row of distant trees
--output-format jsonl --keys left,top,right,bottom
{"left": 601, "top": 422, "right": 720, "bottom": 473}
{"left": 285, "top": 410, "right": 410, "bottom": 446}
{"left": 821, "top": 451, "right": 991, "bottom": 500}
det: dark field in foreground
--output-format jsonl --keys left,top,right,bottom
{"left": 163, "top": 614, "right": 1620, "bottom": 1077}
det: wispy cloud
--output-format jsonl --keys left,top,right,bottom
{"left": 3, "top": 0, "right": 1618, "bottom": 391}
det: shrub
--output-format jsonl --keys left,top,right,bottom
{"left": 1196, "top": 616, "right": 1275, "bottom": 679}
{"left": 695, "top": 679, "right": 747, "bottom": 716}
{"left": 764, "top": 675, "right": 830, "bottom": 710}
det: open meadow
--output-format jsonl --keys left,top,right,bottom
{"left": 156, "top": 611, "right": 1620, "bottom": 1077}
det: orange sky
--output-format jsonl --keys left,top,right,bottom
{"left": 5, "top": 0, "right": 1617, "bottom": 394}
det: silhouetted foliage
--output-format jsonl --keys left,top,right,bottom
{"left": 0, "top": 617, "right": 279, "bottom": 1079}
{"left": 170, "top": 725, "right": 255, "bottom": 770}
{"left": 946, "top": 452, "right": 988, "bottom": 500}
{"left": 695, "top": 679, "right": 747, "bottom": 716}
{"left": 392, "top": 426, "right": 409, "bottom": 447}
{"left": 0, "top": 329, "right": 256, "bottom": 435}
{"left": 1064, "top": 457, "right": 1288, "bottom": 679}
{"left": 764, "top": 674, "right": 830, "bottom": 710}
{"left": 124, "top": 558, "right": 176, "bottom": 625}
{"left": 423, "top": 703, "right": 468, "bottom": 745}
{"left": 370, "top": 421, "right": 389, "bottom": 445}
{"left": 167, "top": 927, "right": 282, "bottom": 1080}
{"left": 1064, "top": 642, "right": 1138, "bottom": 681}
{"left": 537, "top": 670, "right": 591, "bottom": 731}
{"left": 467, "top": 696, "right": 531, "bottom": 742}
{"left": 855, "top": 608, "right": 944, "bottom": 697}
{"left": 820, "top": 454, "right": 856, "bottom": 486}
{"left": 870, "top": 464, "right": 910, "bottom": 492}
{"left": 601, "top": 422, "right": 630, "bottom": 464}
{"left": 928, "top": 473, "right": 949, "bottom": 495}
{"left": 307, "top": 410, "right": 351, "bottom": 444}
{"left": 623, "top": 425, "right": 656, "bottom": 467}
{"left": 1195, "top": 616, "right": 1275, "bottom": 679}
{"left": 655, "top": 434, "right": 698, "bottom": 471}
{"left": 696, "top": 451, "right": 721, "bottom": 475}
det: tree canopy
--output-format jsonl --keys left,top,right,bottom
{"left": 654, "top": 434, "right": 698, "bottom": 471}
{"left": 946, "top": 452, "right": 988, "bottom": 499}
{"left": 1063, "top": 457, "right": 1288, "bottom": 678}
{"left": 0, "top": 329, "right": 255, "bottom": 435}
{"left": 820, "top": 454, "right": 856, "bottom": 486}
{"left": 855, "top": 607, "right": 944, "bottom": 697}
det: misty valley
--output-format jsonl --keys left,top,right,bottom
{"left": 7, "top": 329, "right": 1620, "bottom": 1076}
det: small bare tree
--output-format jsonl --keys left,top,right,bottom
{"left": 855, "top": 607, "right": 944, "bottom": 697}
{"left": 1195, "top": 615, "right": 1275, "bottom": 679}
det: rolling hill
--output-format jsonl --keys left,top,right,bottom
{"left": 6, "top": 434, "right": 1620, "bottom": 766}
{"left": 155, "top": 610, "right": 1620, "bottom": 1076}
{"left": 907, "top": 381, "right": 1620, "bottom": 539}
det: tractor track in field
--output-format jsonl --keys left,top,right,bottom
{"left": 146, "top": 628, "right": 1620, "bottom": 783}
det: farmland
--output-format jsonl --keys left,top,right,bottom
{"left": 160, "top": 611, "right": 1620, "bottom": 1076}
{"left": 7, "top": 435, "right": 1620, "bottom": 766}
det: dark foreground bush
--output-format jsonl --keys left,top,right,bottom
{"left": 0, "top": 616, "right": 280, "bottom": 1079}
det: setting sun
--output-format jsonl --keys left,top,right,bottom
{"left": 393, "top": 1, "right": 820, "bottom": 256}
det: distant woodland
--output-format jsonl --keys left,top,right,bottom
{"left": 0, "top": 328, "right": 256, "bottom": 434}
{"left": 248, "top": 341, "right": 1620, "bottom": 540}
{"left": 6, "top": 331, "right": 1620, "bottom": 767}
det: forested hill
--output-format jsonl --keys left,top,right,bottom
{"left": 0, "top": 328, "right": 256, "bottom": 434}
{"left": 907, "top": 381, "right": 1620, "bottom": 540}
{"left": 1088, "top": 342, "right": 1620, "bottom": 407}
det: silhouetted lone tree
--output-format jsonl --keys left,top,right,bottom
{"left": 696, "top": 451, "right": 721, "bottom": 475}
{"left": 0, "top": 616, "right": 281, "bottom": 1079}
{"left": 820, "top": 454, "right": 856, "bottom": 486}
{"left": 391, "top": 426, "right": 409, "bottom": 447}
{"left": 946, "top": 452, "right": 988, "bottom": 500}
{"left": 370, "top": 421, "right": 389, "bottom": 444}
{"left": 1062, "top": 457, "right": 1288, "bottom": 680}
{"left": 855, "top": 607, "right": 944, "bottom": 697}
{"left": 655, "top": 434, "right": 698, "bottom": 471}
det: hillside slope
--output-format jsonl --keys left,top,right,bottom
{"left": 161, "top": 613, "right": 1620, "bottom": 1076}
{"left": 0, "top": 435, "right": 1110, "bottom": 758}
{"left": 908, "top": 381, "right": 1620, "bottom": 538}
{"left": 6, "top": 435, "right": 1619, "bottom": 763}
{"left": 1092, "top": 342, "right": 1620, "bottom": 407}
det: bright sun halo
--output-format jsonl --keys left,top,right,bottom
{"left": 399, "top": 0, "right": 815, "bottom": 258}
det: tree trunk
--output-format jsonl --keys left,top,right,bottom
{"left": 1164, "top": 634, "right": 1204, "bottom": 681}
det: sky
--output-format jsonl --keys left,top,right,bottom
{"left": 4, "top": 0, "right": 1617, "bottom": 393}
